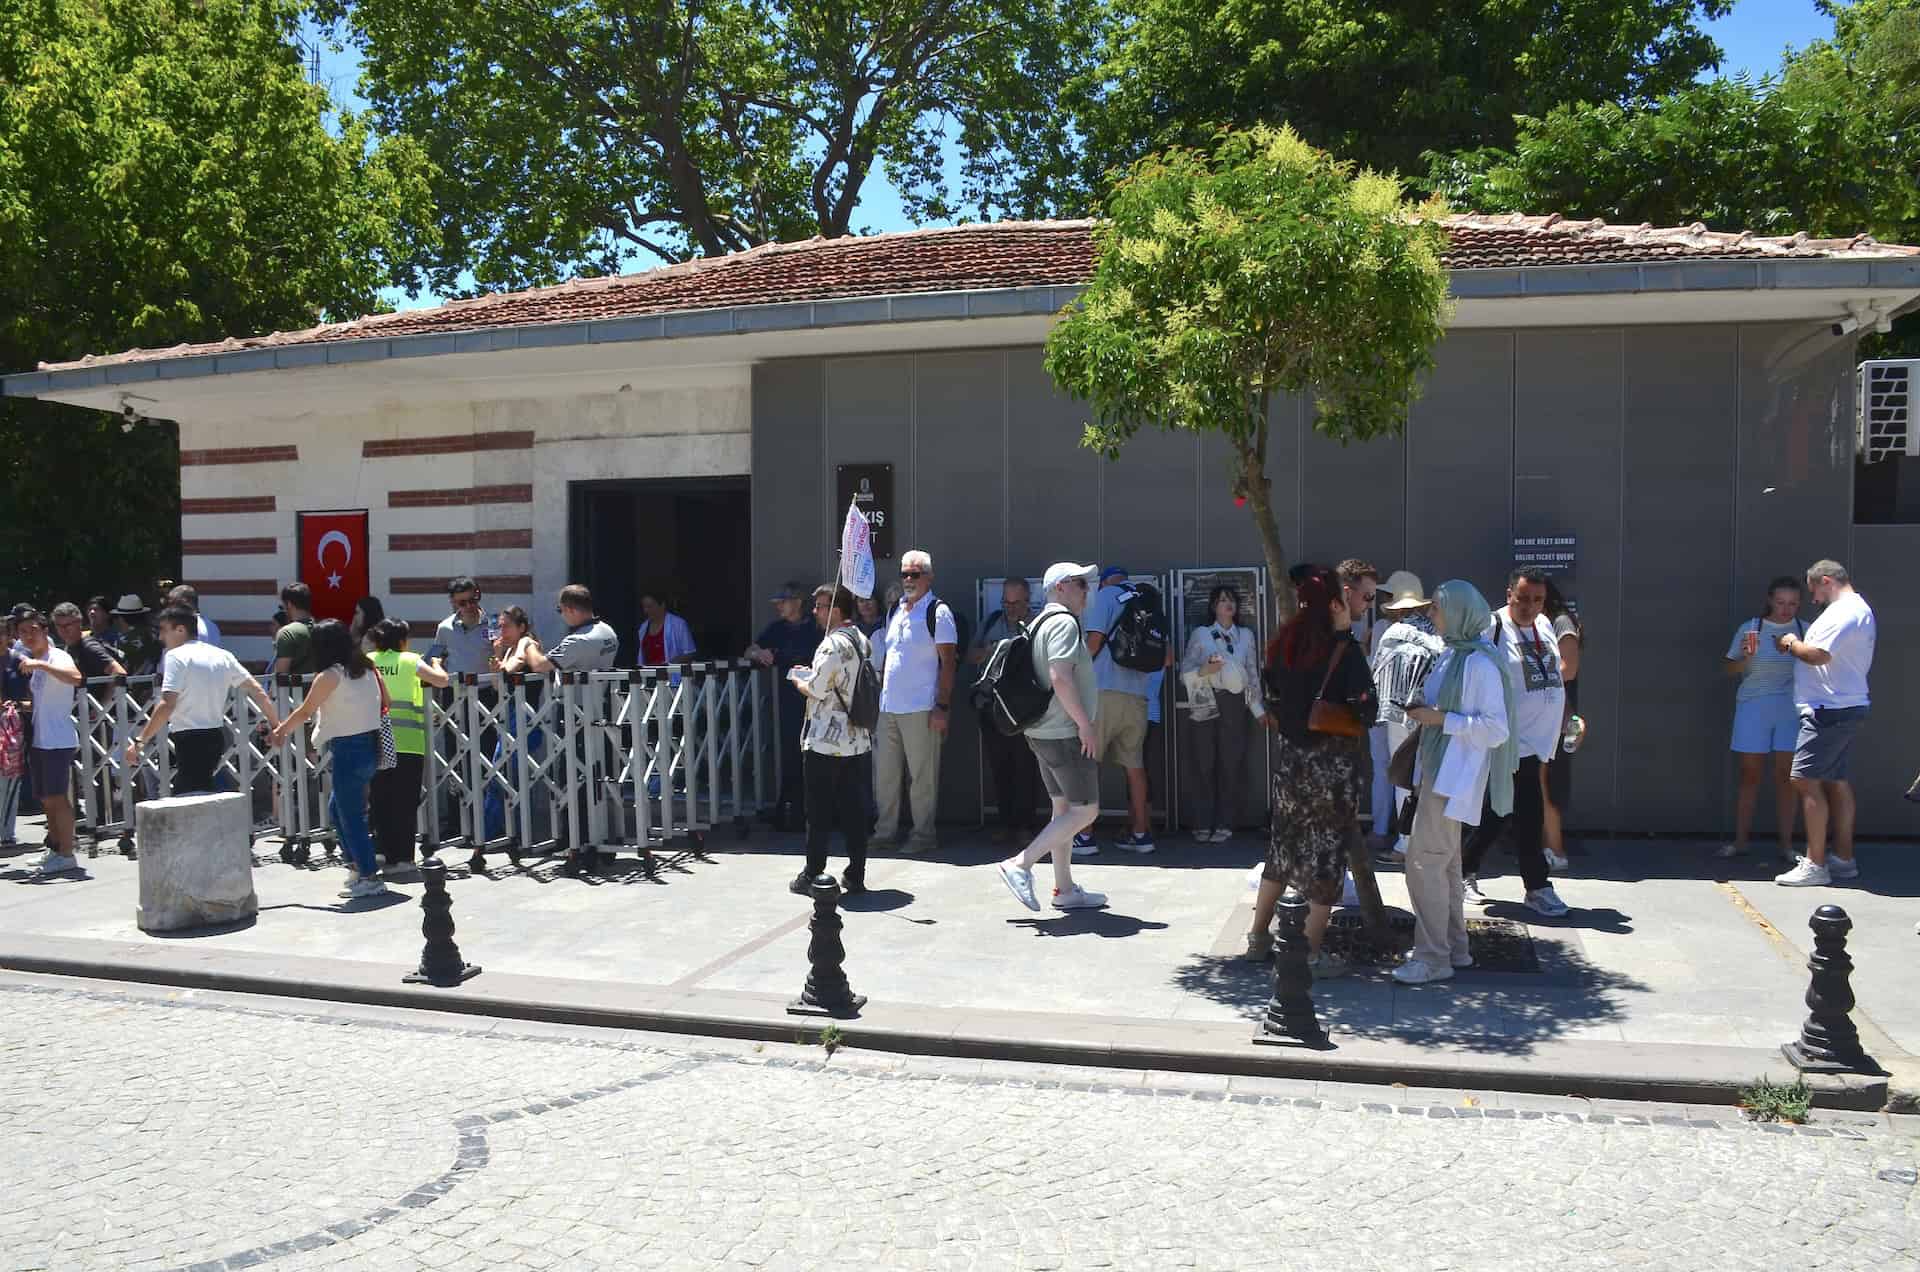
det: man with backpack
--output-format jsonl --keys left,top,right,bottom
{"left": 1080, "top": 567, "right": 1170, "bottom": 854}
{"left": 870, "top": 549, "right": 958, "bottom": 854}
{"left": 995, "top": 561, "right": 1107, "bottom": 912}
{"left": 787, "top": 584, "right": 877, "bottom": 896}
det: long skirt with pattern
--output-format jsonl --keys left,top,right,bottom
{"left": 1266, "top": 730, "right": 1364, "bottom": 905}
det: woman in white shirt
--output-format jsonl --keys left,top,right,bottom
{"left": 268, "top": 620, "right": 389, "bottom": 899}
{"left": 1179, "top": 585, "right": 1265, "bottom": 842}
{"left": 1393, "top": 581, "right": 1515, "bottom": 986}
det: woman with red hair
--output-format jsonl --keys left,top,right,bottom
{"left": 1244, "top": 566, "right": 1378, "bottom": 974}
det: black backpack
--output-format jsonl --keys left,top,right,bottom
{"left": 923, "top": 594, "right": 970, "bottom": 654}
{"left": 969, "top": 611, "right": 1073, "bottom": 737}
{"left": 832, "top": 629, "right": 881, "bottom": 731}
{"left": 1105, "top": 582, "right": 1169, "bottom": 673}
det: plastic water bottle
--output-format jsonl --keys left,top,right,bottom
{"left": 1561, "top": 714, "right": 1586, "bottom": 754}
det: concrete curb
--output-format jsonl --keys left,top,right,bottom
{"left": 0, "top": 935, "right": 1896, "bottom": 1111}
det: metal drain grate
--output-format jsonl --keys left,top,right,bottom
{"left": 1465, "top": 916, "right": 1542, "bottom": 973}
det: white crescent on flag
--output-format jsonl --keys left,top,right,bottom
{"left": 839, "top": 500, "right": 875, "bottom": 599}
{"left": 316, "top": 529, "right": 352, "bottom": 589}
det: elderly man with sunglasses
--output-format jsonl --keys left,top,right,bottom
{"left": 869, "top": 549, "right": 958, "bottom": 854}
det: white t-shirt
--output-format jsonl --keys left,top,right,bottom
{"left": 1794, "top": 591, "right": 1875, "bottom": 710}
{"left": 159, "top": 640, "right": 255, "bottom": 732}
{"left": 874, "top": 592, "right": 956, "bottom": 714}
{"left": 1487, "top": 607, "right": 1565, "bottom": 760}
{"left": 311, "top": 665, "right": 384, "bottom": 746}
{"left": 29, "top": 647, "right": 79, "bottom": 750}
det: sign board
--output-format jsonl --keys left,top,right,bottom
{"left": 1174, "top": 568, "right": 1266, "bottom": 651}
{"left": 835, "top": 464, "right": 893, "bottom": 560}
{"left": 297, "top": 509, "right": 370, "bottom": 624}
{"left": 1513, "top": 533, "right": 1576, "bottom": 577}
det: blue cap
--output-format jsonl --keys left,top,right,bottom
{"left": 1099, "top": 566, "right": 1128, "bottom": 583}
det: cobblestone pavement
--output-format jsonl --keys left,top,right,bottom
{"left": 3, "top": 976, "right": 1916, "bottom": 1272}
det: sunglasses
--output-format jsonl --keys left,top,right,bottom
{"left": 900, "top": 570, "right": 925, "bottom": 580}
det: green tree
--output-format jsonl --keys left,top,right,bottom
{"left": 1072, "top": 0, "right": 1730, "bottom": 194}
{"left": 0, "top": 0, "right": 434, "bottom": 606}
{"left": 1425, "top": 0, "right": 1920, "bottom": 244}
{"left": 314, "top": 0, "right": 1099, "bottom": 291}
{"left": 1045, "top": 126, "right": 1450, "bottom": 935}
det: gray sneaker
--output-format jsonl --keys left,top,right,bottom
{"left": 33, "top": 852, "right": 78, "bottom": 876}
{"left": 1827, "top": 856, "right": 1860, "bottom": 881}
{"left": 997, "top": 859, "right": 1040, "bottom": 912}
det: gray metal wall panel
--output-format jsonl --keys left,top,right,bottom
{"left": 824, "top": 356, "right": 914, "bottom": 570}
{"left": 750, "top": 361, "right": 826, "bottom": 611}
{"left": 1299, "top": 409, "right": 1406, "bottom": 574}
{"left": 1846, "top": 526, "right": 1919, "bottom": 836}
{"left": 1007, "top": 347, "right": 1103, "bottom": 573}
{"left": 1101, "top": 425, "right": 1200, "bottom": 571}
{"left": 1514, "top": 330, "right": 1624, "bottom": 829}
{"left": 1403, "top": 332, "right": 1513, "bottom": 593}
{"left": 1619, "top": 326, "right": 1739, "bottom": 832}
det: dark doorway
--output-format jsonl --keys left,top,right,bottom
{"left": 569, "top": 478, "right": 753, "bottom": 665}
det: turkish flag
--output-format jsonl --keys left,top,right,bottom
{"left": 298, "top": 510, "right": 371, "bottom": 624}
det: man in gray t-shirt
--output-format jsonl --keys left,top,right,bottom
{"left": 525, "top": 584, "right": 619, "bottom": 875}
{"left": 995, "top": 562, "right": 1107, "bottom": 916}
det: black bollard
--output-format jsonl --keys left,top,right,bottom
{"left": 786, "top": 875, "right": 866, "bottom": 1018}
{"left": 1782, "top": 904, "right": 1872, "bottom": 1074}
{"left": 402, "top": 859, "right": 482, "bottom": 987}
{"left": 1253, "top": 888, "right": 1332, "bottom": 1050}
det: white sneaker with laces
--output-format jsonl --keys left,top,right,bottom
{"left": 349, "top": 876, "right": 390, "bottom": 899}
{"left": 1827, "top": 857, "right": 1860, "bottom": 881}
{"left": 1051, "top": 885, "right": 1108, "bottom": 910}
{"left": 33, "top": 852, "right": 77, "bottom": 875}
{"left": 1544, "top": 850, "right": 1570, "bottom": 871}
{"left": 1464, "top": 875, "right": 1489, "bottom": 905}
{"left": 1392, "top": 959, "right": 1452, "bottom": 985}
{"left": 997, "top": 859, "right": 1040, "bottom": 912}
{"left": 1524, "top": 886, "right": 1570, "bottom": 918}
{"left": 1775, "top": 858, "right": 1831, "bottom": 887}
{"left": 1210, "top": 828, "right": 1233, "bottom": 844}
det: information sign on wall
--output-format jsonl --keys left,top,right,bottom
{"left": 835, "top": 464, "right": 893, "bottom": 560}
{"left": 1513, "top": 533, "right": 1577, "bottom": 578}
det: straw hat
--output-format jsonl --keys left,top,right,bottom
{"left": 1379, "top": 571, "right": 1432, "bottom": 612}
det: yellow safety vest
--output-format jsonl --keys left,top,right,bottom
{"left": 372, "top": 651, "right": 427, "bottom": 755}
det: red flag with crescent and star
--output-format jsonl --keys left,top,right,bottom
{"left": 297, "top": 510, "right": 370, "bottom": 624}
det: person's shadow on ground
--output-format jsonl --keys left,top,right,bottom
{"left": 1008, "top": 911, "right": 1172, "bottom": 938}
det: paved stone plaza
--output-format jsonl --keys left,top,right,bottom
{"left": 2, "top": 973, "right": 1916, "bottom": 1272}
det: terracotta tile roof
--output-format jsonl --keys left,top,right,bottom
{"left": 40, "top": 213, "right": 1919, "bottom": 372}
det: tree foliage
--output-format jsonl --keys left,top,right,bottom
{"left": 315, "top": 0, "right": 1098, "bottom": 290}
{"left": 1071, "top": 0, "right": 1731, "bottom": 195}
{"left": 0, "top": 0, "right": 435, "bottom": 606}
{"left": 1045, "top": 126, "right": 1451, "bottom": 611}
{"left": 1425, "top": 0, "right": 1920, "bottom": 244}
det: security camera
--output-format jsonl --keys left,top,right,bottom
{"left": 1832, "top": 317, "right": 1861, "bottom": 337}
{"left": 121, "top": 400, "right": 141, "bottom": 423}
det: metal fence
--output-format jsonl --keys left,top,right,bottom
{"left": 61, "top": 661, "right": 782, "bottom": 874}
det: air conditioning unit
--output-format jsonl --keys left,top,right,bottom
{"left": 1857, "top": 359, "right": 1919, "bottom": 462}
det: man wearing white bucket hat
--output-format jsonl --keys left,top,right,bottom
{"left": 1370, "top": 572, "right": 1443, "bottom": 861}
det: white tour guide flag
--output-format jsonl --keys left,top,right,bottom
{"left": 839, "top": 499, "right": 875, "bottom": 598}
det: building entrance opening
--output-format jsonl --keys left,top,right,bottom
{"left": 569, "top": 478, "right": 754, "bottom": 665}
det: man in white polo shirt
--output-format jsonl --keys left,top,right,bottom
{"left": 870, "top": 548, "right": 957, "bottom": 853}
{"left": 1775, "top": 559, "right": 1876, "bottom": 887}
{"left": 125, "top": 605, "right": 280, "bottom": 798}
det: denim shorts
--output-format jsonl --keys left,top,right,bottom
{"left": 1791, "top": 706, "right": 1870, "bottom": 782}
{"left": 1731, "top": 693, "right": 1799, "bottom": 754}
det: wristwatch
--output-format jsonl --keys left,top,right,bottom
{"left": 935, "top": 702, "right": 950, "bottom": 711}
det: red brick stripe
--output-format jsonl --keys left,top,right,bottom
{"left": 189, "top": 579, "right": 276, "bottom": 596}
{"left": 220, "top": 621, "right": 279, "bottom": 638}
{"left": 179, "top": 445, "right": 298, "bottom": 466}
{"left": 182, "top": 496, "right": 278, "bottom": 515}
{"left": 362, "top": 431, "right": 535, "bottom": 458}
{"left": 387, "top": 529, "right": 533, "bottom": 552}
{"left": 182, "top": 537, "right": 277, "bottom": 556}
{"left": 389, "top": 575, "right": 532, "bottom": 595}
{"left": 388, "top": 484, "right": 533, "bottom": 508}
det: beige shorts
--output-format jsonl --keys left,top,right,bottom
{"left": 1095, "top": 690, "right": 1149, "bottom": 770}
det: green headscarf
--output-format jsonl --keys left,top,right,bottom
{"left": 1417, "top": 580, "right": 1519, "bottom": 817}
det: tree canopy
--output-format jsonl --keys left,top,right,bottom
{"left": 314, "top": 0, "right": 1099, "bottom": 291}
{"left": 0, "top": 0, "right": 435, "bottom": 605}
{"left": 1070, "top": 0, "right": 1731, "bottom": 195}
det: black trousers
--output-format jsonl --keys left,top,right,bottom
{"left": 803, "top": 749, "right": 870, "bottom": 885}
{"left": 777, "top": 683, "right": 807, "bottom": 812}
{"left": 982, "top": 726, "right": 1042, "bottom": 831}
{"left": 172, "top": 727, "right": 227, "bottom": 795}
{"left": 1463, "top": 754, "right": 1550, "bottom": 892}
{"left": 370, "top": 751, "right": 425, "bottom": 864}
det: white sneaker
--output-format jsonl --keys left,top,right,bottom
{"left": 1712, "top": 842, "right": 1746, "bottom": 860}
{"left": 997, "top": 859, "right": 1040, "bottom": 912}
{"left": 1392, "top": 959, "right": 1453, "bottom": 985}
{"left": 1544, "top": 850, "right": 1570, "bottom": 871}
{"left": 1827, "top": 857, "right": 1860, "bottom": 881}
{"left": 33, "top": 852, "right": 77, "bottom": 876}
{"left": 1774, "top": 857, "right": 1830, "bottom": 887}
{"left": 1210, "top": 828, "right": 1233, "bottom": 844}
{"left": 352, "top": 876, "right": 391, "bottom": 898}
{"left": 1464, "top": 875, "right": 1489, "bottom": 905}
{"left": 1070, "top": 832, "right": 1100, "bottom": 857}
{"left": 1242, "top": 929, "right": 1274, "bottom": 961}
{"left": 1051, "top": 885, "right": 1108, "bottom": 910}
{"left": 1524, "top": 886, "right": 1570, "bottom": 918}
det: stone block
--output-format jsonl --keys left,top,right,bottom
{"left": 134, "top": 792, "right": 257, "bottom": 932}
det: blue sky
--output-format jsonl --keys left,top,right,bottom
{"left": 311, "top": 1, "right": 1841, "bottom": 307}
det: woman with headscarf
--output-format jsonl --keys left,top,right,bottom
{"left": 1244, "top": 567, "right": 1377, "bottom": 974}
{"left": 1393, "top": 580, "right": 1516, "bottom": 985}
